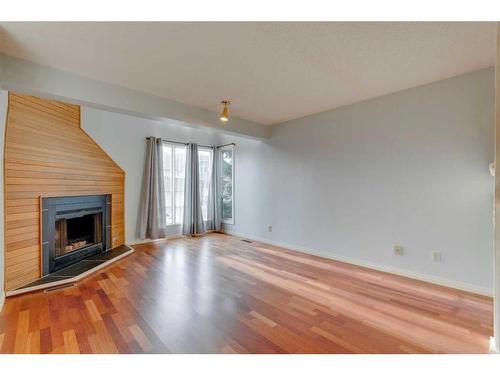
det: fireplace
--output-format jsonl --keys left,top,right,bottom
{"left": 55, "top": 212, "right": 103, "bottom": 257}
{"left": 41, "top": 195, "right": 111, "bottom": 275}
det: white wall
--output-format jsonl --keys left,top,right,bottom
{"left": 82, "top": 68, "right": 494, "bottom": 294}
{"left": 0, "top": 90, "right": 8, "bottom": 311}
{"left": 82, "top": 108, "right": 267, "bottom": 243}
{"left": 257, "top": 68, "right": 494, "bottom": 292}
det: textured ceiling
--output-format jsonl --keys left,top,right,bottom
{"left": 0, "top": 22, "right": 495, "bottom": 125}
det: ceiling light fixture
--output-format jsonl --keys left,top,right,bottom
{"left": 220, "top": 100, "right": 230, "bottom": 122}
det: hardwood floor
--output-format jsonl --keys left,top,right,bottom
{"left": 0, "top": 233, "right": 493, "bottom": 353}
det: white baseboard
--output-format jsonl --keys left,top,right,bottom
{"left": 128, "top": 230, "right": 218, "bottom": 247}
{"left": 0, "top": 290, "right": 5, "bottom": 313}
{"left": 489, "top": 337, "right": 499, "bottom": 354}
{"left": 127, "top": 234, "right": 184, "bottom": 246}
{"left": 223, "top": 230, "right": 493, "bottom": 297}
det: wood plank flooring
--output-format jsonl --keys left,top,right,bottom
{"left": 0, "top": 233, "right": 493, "bottom": 353}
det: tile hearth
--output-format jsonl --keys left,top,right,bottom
{"left": 8, "top": 245, "right": 134, "bottom": 296}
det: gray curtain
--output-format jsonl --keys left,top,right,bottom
{"left": 206, "top": 147, "right": 222, "bottom": 231}
{"left": 139, "top": 137, "right": 167, "bottom": 239}
{"left": 182, "top": 143, "right": 205, "bottom": 235}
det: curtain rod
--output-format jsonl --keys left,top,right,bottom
{"left": 145, "top": 137, "right": 235, "bottom": 149}
{"left": 215, "top": 142, "right": 235, "bottom": 149}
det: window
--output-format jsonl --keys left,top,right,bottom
{"left": 162, "top": 143, "right": 213, "bottom": 225}
{"left": 198, "top": 148, "right": 213, "bottom": 221}
{"left": 173, "top": 147, "right": 186, "bottom": 223}
{"left": 220, "top": 145, "right": 234, "bottom": 224}
{"left": 162, "top": 143, "right": 186, "bottom": 225}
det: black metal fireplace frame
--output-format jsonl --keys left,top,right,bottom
{"left": 41, "top": 194, "right": 111, "bottom": 276}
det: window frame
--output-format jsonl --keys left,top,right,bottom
{"left": 162, "top": 141, "right": 187, "bottom": 226}
{"left": 197, "top": 146, "right": 213, "bottom": 223}
{"left": 162, "top": 142, "right": 215, "bottom": 226}
{"left": 219, "top": 144, "right": 235, "bottom": 225}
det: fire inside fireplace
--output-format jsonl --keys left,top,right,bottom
{"left": 55, "top": 212, "right": 103, "bottom": 257}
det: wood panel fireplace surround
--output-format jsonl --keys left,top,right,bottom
{"left": 4, "top": 92, "right": 126, "bottom": 292}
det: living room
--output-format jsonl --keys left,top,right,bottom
{"left": 1, "top": 1, "right": 500, "bottom": 373}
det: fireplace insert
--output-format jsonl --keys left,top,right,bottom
{"left": 41, "top": 195, "right": 111, "bottom": 275}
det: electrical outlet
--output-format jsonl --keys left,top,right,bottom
{"left": 268, "top": 225, "right": 272, "bottom": 232}
{"left": 394, "top": 246, "right": 404, "bottom": 256}
{"left": 432, "top": 251, "right": 442, "bottom": 263}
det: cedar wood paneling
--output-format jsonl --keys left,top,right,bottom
{"left": 3, "top": 92, "right": 125, "bottom": 291}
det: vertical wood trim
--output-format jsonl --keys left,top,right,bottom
{"left": 494, "top": 22, "right": 500, "bottom": 353}
{"left": 38, "top": 196, "right": 42, "bottom": 276}
{"left": 2, "top": 92, "right": 10, "bottom": 294}
{"left": 3, "top": 92, "right": 125, "bottom": 291}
